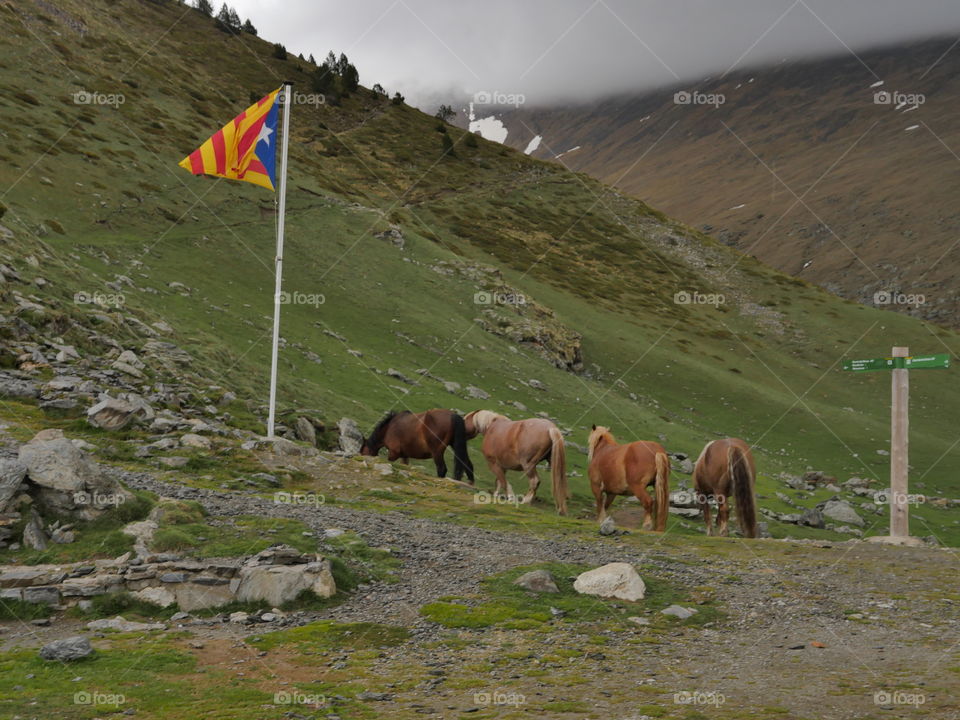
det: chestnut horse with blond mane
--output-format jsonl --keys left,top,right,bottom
{"left": 587, "top": 426, "right": 670, "bottom": 531}
{"left": 463, "top": 410, "right": 568, "bottom": 515}
{"left": 692, "top": 437, "right": 758, "bottom": 538}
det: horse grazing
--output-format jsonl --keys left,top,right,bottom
{"left": 691, "top": 438, "right": 758, "bottom": 538}
{"left": 587, "top": 426, "right": 670, "bottom": 532}
{"left": 463, "top": 410, "right": 568, "bottom": 515}
{"left": 361, "top": 409, "right": 474, "bottom": 483}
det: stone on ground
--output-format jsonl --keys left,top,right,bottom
{"left": 513, "top": 569, "right": 559, "bottom": 593}
{"left": 573, "top": 562, "right": 645, "bottom": 601}
{"left": 39, "top": 636, "right": 93, "bottom": 661}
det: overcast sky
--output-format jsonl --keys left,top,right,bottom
{"left": 228, "top": 0, "right": 960, "bottom": 109}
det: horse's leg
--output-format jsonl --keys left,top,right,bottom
{"left": 717, "top": 487, "right": 730, "bottom": 537}
{"left": 602, "top": 492, "right": 616, "bottom": 521}
{"left": 592, "top": 480, "right": 605, "bottom": 521}
{"left": 699, "top": 490, "right": 714, "bottom": 536}
{"left": 634, "top": 486, "right": 655, "bottom": 531}
{"left": 433, "top": 449, "right": 447, "bottom": 479}
{"left": 520, "top": 464, "right": 541, "bottom": 505}
{"left": 486, "top": 459, "right": 509, "bottom": 500}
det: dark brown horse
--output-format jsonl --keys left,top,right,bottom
{"left": 361, "top": 409, "right": 474, "bottom": 483}
{"left": 587, "top": 426, "right": 670, "bottom": 531}
{"left": 463, "top": 410, "right": 568, "bottom": 514}
{"left": 691, "top": 438, "right": 758, "bottom": 538}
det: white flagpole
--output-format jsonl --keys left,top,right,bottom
{"left": 267, "top": 82, "right": 292, "bottom": 439}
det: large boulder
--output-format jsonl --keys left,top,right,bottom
{"left": 18, "top": 429, "right": 95, "bottom": 492}
{"left": 337, "top": 418, "right": 363, "bottom": 456}
{"left": 820, "top": 499, "right": 864, "bottom": 527}
{"left": 18, "top": 429, "right": 132, "bottom": 520}
{"left": 235, "top": 559, "right": 335, "bottom": 606}
{"left": 39, "top": 636, "right": 93, "bottom": 662}
{"left": 573, "top": 562, "right": 646, "bottom": 601}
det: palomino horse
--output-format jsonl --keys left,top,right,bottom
{"left": 361, "top": 409, "right": 474, "bottom": 483}
{"left": 587, "top": 426, "right": 670, "bottom": 531}
{"left": 462, "top": 410, "right": 568, "bottom": 515}
{"left": 691, "top": 437, "right": 758, "bottom": 538}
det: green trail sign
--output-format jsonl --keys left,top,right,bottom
{"left": 842, "top": 353, "right": 950, "bottom": 372}
{"left": 842, "top": 347, "right": 950, "bottom": 544}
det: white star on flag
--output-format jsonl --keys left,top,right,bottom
{"left": 257, "top": 123, "right": 273, "bottom": 146}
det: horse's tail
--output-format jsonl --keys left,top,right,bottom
{"left": 654, "top": 452, "right": 670, "bottom": 532}
{"left": 451, "top": 413, "right": 474, "bottom": 484}
{"left": 728, "top": 444, "right": 758, "bottom": 538}
{"left": 548, "top": 426, "right": 568, "bottom": 515}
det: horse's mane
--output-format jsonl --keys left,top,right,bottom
{"left": 366, "top": 410, "right": 409, "bottom": 446}
{"left": 471, "top": 409, "right": 509, "bottom": 433}
{"left": 588, "top": 425, "right": 616, "bottom": 458}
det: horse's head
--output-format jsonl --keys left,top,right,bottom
{"left": 362, "top": 411, "right": 399, "bottom": 456}
{"left": 463, "top": 410, "right": 480, "bottom": 438}
{"left": 587, "top": 424, "right": 613, "bottom": 459}
{"left": 465, "top": 409, "right": 507, "bottom": 436}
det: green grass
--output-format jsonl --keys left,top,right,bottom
{"left": 0, "top": 489, "right": 155, "bottom": 566}
{"left": 420, "top": 562, "right": 723, "bottom": 630}
{"left": 246, "top": 619, "right": 410, "bottom": 651}
{"left": 150, "top": 514, "right": 316, "bottom": 557}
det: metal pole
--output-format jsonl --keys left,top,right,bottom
{"left": 267, "top": 83, "right": 293, "bottom": 439}
{"left": 890, "top": 346, "right": 909, "bottom": 537}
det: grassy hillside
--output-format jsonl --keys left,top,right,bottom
{"left": 2, "top": 0, "right": 960, "bottom": 542}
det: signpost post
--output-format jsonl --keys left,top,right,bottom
{"left": 842, "top": 348, "right": 950, "bottom": 544}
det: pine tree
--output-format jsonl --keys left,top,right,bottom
{"left": 241, "top": 18, "right": 257, "bottom": 35}
{"left": 308, "top": 53, "right": 316, "bottom": 64}
{"left": 341, "top": 62, "right": 359, "bottom": 93}
{"left": 196, "top": 0, "right": 213, "bottom": 16}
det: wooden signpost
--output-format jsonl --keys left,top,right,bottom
{"left": 843, "top": 348, "right": 950, "bottom": 543}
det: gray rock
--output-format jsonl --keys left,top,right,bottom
{"left": 22, "top": 509, "right": 48, "bottom": 550}
{"left": 0, "top": 376, "right": 39, "bottom": 399}
{"left": 23, "top": 586, "right": 60, "bottom": 605}
{"left": 513, "top": 569, "right": 559, "bottom": 593}
{"left": 337, "top": 417, "right": 364, "bottom": 456}
{"left": 294, "top": 417, "right": 317, "bottom": 447}
{"left": 661, "top": 604, "right": 698, "bottom": 620}
{"left": 798, "top": 508, "right": 825, "bottom": 529}
{"left": 39, "top": 636, "right": 93, "bottom": 662}
{"left": 573, "top": 563, "right": 645, "bottom": 601}
{"left": 442, "top": 381, "right": 461, "bottom": 394}
{"left": 18, "top": 429, "right": 96, "bottom": 492}
{"left": 0, "top": 458, "right": 27, "bottom": 511}
{"left": 87, "top": 616, "right": 165, "bottom": 632}
{"left": 820, "top": 499, "right": 864, "bottom": 527}
{"left": 465, "top": 386, "right": 490, "bottom": 400}
{"left": 180, "top": 433, "right": 211, "bottom": 450}
{"left": 235, "top": 559, "right": 336, "bottom": 606}
{"left": 599, "top": 516, "right": 617, "bottom": 536}
{"left": 87, "top": 397, "right": 149, "bottom": 430}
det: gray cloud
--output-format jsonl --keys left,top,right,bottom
{"left": 229, "top": 0, "right": 960, "bottom": 109}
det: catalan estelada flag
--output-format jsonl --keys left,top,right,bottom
{"left": 178, "top": 87, "right": 282, "bottom": 191}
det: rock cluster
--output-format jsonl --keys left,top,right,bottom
{"left": 0, "top": 544, "right": 335, "bottom": 612}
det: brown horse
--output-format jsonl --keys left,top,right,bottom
{"left": 587, "top": 426, "right": 670, "bottom": 531}
{"left": 691, "top": 438, "right": 758, "bottom": 538}
{"left": 361, "top": 409, "right": 474, "bottom": 483}
{"left": 463, "top": 410, "right": 568, "bottom": 514}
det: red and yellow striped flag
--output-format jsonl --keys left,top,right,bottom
{"left": 178, "top": 88, "right": 282, "bottom": 191}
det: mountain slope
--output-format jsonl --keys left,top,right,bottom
{"left": 1, "top": 0, "right": 960, "bottom": 542}
{"left": 496, "top": 38, "right": 960, "bottom": 328}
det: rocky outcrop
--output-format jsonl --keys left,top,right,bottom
{"left": 0, "top": 544, "right": 336, "bottom": 612}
